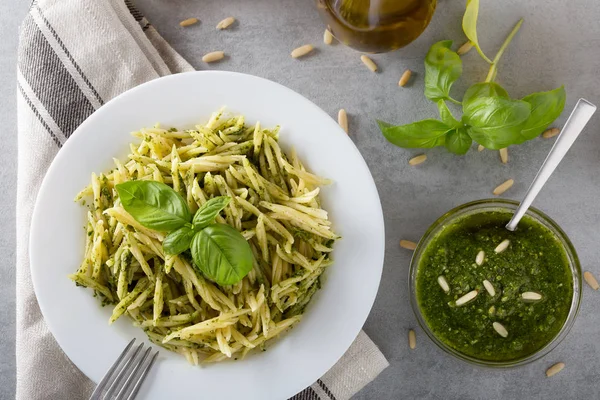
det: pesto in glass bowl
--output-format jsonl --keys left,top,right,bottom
{"left": 410, "top": 199, "right": 581, "bottom": 367}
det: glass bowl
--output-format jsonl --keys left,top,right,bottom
{"left": 409, "top": 199, "right": 582, "bottom": 367}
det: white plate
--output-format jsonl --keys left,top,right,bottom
{"left": 29, "top": 71, "right": 384, "bottom": 400}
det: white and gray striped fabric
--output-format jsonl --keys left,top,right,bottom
{"left": 15, "top": 1, "right": 389, "bottom": 399}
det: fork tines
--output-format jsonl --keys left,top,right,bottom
{"left": 89, "top": 338, "right": 159, "bottom": 400}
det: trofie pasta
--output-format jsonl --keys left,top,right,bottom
{"left": 70, "top": 108, "right": 338, "bottom": 363}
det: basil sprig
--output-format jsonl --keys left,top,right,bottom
{"left": 116, "top": 181, "right": 253, "bottom": 286}
{"left": 378, "top": 1, "right": 566, "bottom": 154}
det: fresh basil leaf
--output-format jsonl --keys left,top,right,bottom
{"left": 463, "top": 96, "right": 531, "bottom": 128}
{"left": 116, "top": 181, "right": 191, "bottom": 231}
{"left": 462, "top": 0, "right": 492, "bottom": 63}
{"left": 191, "top": 224, "right": 254, "bottom": 286}
{"left": 163, "top": 226, "right": 195, "bottom": 256}
{"left": 378, "top": 119, "right": 451, "bottom": 148}
{"left": 466, "top": 124, "right": 524, "bottom": 149}
{"left": 463, "top": 82, "right": 509, "bottom": 104}
{"left": 424, "top": 41, "right": 463, "bottom": 102}
{"left": 519, "top": 86, "right": 566, "bottom": 140}
{"left": 437, "top": 100, "right": 461, "bottom": 127}
{"left": 445, "top": 127, "right": 472, "bottom": 155}
{"left": 193, "top": 196, "right": 231, "bottom": 231}
{"left": 463, "top": 96, "right": 531, "bottom": 149}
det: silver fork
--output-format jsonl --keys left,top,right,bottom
{"left": 89, "top": 339, "right": 159, "bottom": 400}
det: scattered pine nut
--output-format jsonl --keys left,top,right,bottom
{"left": 493, "top": 322, "right": 508, "bottom": 338}
{"left": 584, "top": 271, "right": 599, "bottom": 290}
{"left": 180, "top": 18, "right": 199, "bottom": 27}
{"left": 546, "top": 362, "right": 565, "bottom": 377}
{"left": 494, "top": 239, "right": 510, "bottom": 253}
{"left": 499, "top": 148, "right": 508, "bottom": 164}
{"left": 476, "top": 250, "right": 485, "bottom": 266}
{"left": 457, "top": 41, "right": 474, "bottom": 55}
{"left": 409, "top": 154, "right": 427, "bottom": 166}
{"left": 437, "top": 276, "right": 450, "bottom": 293}
{"left": 493, "top": 179, "right": 514, "bottom": 196}
{"left": 338, "top": 109, "right": 348, "bottom": 133}
{"left": 216, "top": 17, "right": 235, "bottom": 30}
{"left": 483, "top": 280, "right": 496, "bottom": 297}
{"left": 398, "top": 69, "right": 412, "bottom": 87}
{"left": 202, "top": 51, "right": 225, "bottom": 63}
{"left": 400, "top": 240, "right": 417, "bottom": 250}
{"left": 408, "top": 329, "right": 416, "bottom": 349}
{"left": 522, "top": 291, "right": 542, "bottom": 301}
{"left": 478, "top": 144, "right": 485, "bottom": 152}
{"left": 360, "top": 55, "right": 378, "bottom": 72}
{"left": 323, "top": 29, "right": 334, "bottom": 45}
{"left": 455, "top": 290, "right": 478, "bottom": 306}
{"left": 291, "top": 44, "right": 314, "bottom": 59}
{"left": 542, "top": 128, "right": 560, "bottom": 139}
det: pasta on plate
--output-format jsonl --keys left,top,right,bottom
{"left": 70, "top": 108, "right": 338, "bottom": 364}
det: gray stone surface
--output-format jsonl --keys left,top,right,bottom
{"left": 3, "top": 0, "right": 600, "bottom": 399}
{"left": 0, "top": 1, "right": 32, "bottom": 398}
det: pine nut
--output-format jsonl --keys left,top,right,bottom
{"left": 408, "top": 329, "right": 416, "bottom": 349}
{"left": 323, "top": 29, "right": 333, "bottom": 45}
{"left": 400, "top": 240, "right": 417, "bottom": 250}
{"left": 546, "top": 362, "right": 565, "bottom": 377}
{"left": 542, "top": 128, "right": 560, "bottom": 139}
{"left": 216, "top": 17, "right": 235, "bottom": 30}
{"left": 483, "top": 280, "right": 496, "bottom": 297}
{"left": 456, "top": 290, "right": 478, "bottom": 306}
{"left": 493, "top": 179, "right": 514, "bottom": 195}
{"left": 409, "top": 154, "right": 427, "bottom": 166}
{"left": 360, "top": 55, "right": 378, "bottom": 72}
{"left": 493, "top": 322, "right": 508, "bottom": 337}
{"left": 476, "top": 250, "right": 485, "bottom": 266}
{"left": 478, "top": 144, "right": 485, "bottom": 152}
{"left": 438, "top": 276, "right": 450, "bottom": 293}
{"left": 584, "top": 271, "right": 599, "bottom": 290}
{"left": 180, "top": 18, "right": 199, "bottom": 27}
{"left": 398, "top": 69, "right": 412, "bottom": 87}
{"left": 291, "top": 44, "right": 314, "bottom": 59}
{"left": 457, "top": 41, "right": 474, "bottom": 55}
{"left": 202, "top": 51, "right": 225, "bottom": 63}
{"left": 522, "top": 292, "right": 542, "bottom": 301}
{"left": 494, "top": 239, "right": 510, "bottom": 253}
{"left": 338, "top": 109, "right": 348, "bottom": 133}
{"left": 500, "top": 148, "right": 508, "bottom": 164}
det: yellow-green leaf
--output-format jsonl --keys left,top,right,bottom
{"left": 463, "top": 0, "right": 492, "bottom": 63}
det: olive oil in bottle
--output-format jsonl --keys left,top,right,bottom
{"left": 316, "top": 0, "right": 437, "bottom": 53}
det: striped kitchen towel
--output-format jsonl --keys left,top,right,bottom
{"left": 15, "top": 1, "right": 389, "bottom": 399}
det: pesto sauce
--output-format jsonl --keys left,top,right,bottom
{"left": 416, "top": 211, "right": 573, "bottom": 362}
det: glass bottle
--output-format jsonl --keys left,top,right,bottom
{"left": 316, "top": 0, "right": 437, "bottom": 53}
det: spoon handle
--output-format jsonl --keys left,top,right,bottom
{"left": 506, "top": 98, "right": 597, "bottom": 231}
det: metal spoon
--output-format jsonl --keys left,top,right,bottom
{"left": 506, "top": 98, "right": 597, "bottom": 231}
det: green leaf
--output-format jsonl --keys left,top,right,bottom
{"left": 437, "top": 100, "right": 461, "bottom": 127}
{"left": 193, "top": 196, "right": 231, "bottom": 230}
{"left": 190, "top": 224, "right": 254, "bottom": 286}
{"left": 463, "top": 96, "right": 531, "bottom": 128}
{"left": 463, "top": 96, "right": 531, "bottom": 149}
{"left": 445, "top": 127, "right": 472, "bottom": 155}
{"left": 463, "top": 0, "right": 492, "bottom": 63}
{"left": 424, "top": 41, "right": 463, "bottom": 102}
{"left": 163, "top": 226, "right": 195, "bottom": 256}
{"left": 378, "top": 119, "right": 451, "bottom": 148}
{"left": 116, "top": 181, "right": 191, "bottom": 232}
{"left": 463, "top": 82, "right": 509, "bottom": 104}
{"left": 519, "top": 86, "right": 566, "bottom": 140}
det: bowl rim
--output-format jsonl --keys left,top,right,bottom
{"left": 409, "top": 198, "right": 582, "bottom": 368}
